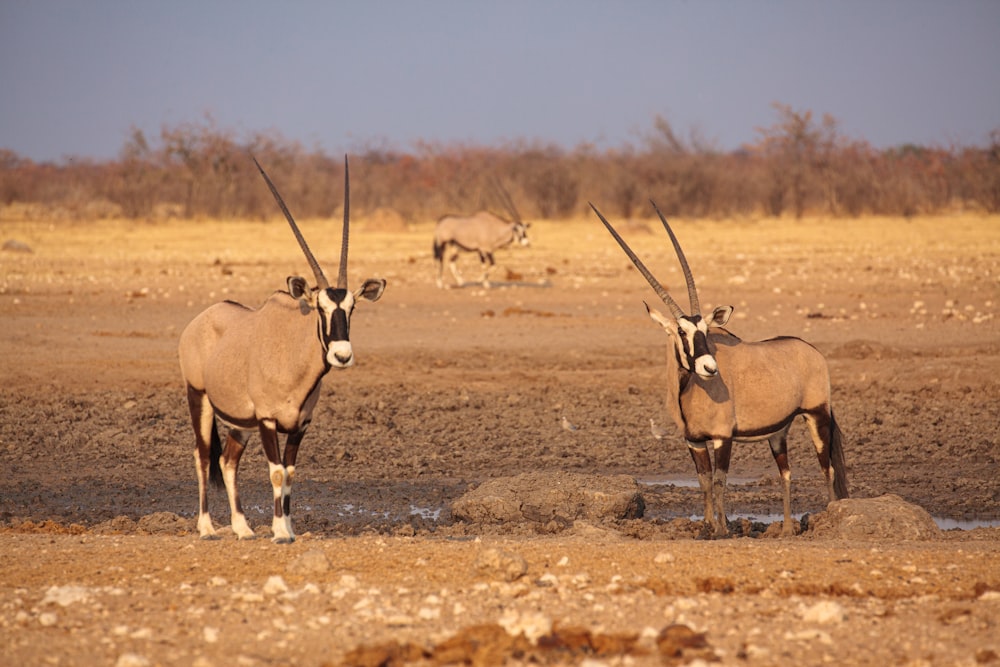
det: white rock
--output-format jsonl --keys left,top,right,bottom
{"left": 498, "top": 609, "right": 552, "bottom": 645}
{"left": 42, "top": 585, "right": 91, "bottom": 607}
{"left": 263, "top": 575, "right": 288, "bottom": 596}
{"left": 800, "top": 600, "right": 846, "bottom": 624}
{"left": 115, "top": 654, "right": 151, "bottom": 667}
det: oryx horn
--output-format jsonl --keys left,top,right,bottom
{"left": 650, "top": 200, "right": 701, "bottom": 316}
{"left": 588, "top": 202, "right": 685, "bottom": 319}
{"left": 253, "top": 156, "right": 330, "bottom": 290}
{"left": 337, "top": 155, "right": 349, "bottom": 289}
{"left": 492, "top": 177, "right": 522, "bottom": 223}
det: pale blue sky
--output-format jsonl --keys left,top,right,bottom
{"left": 2, "top": 1, "right": 998, "bottom": 162}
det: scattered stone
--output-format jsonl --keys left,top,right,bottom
{"left": 498, "top": 609, "right": 552, "bottom": 645}
{"left": 137, "top": 512, "right": 193, "bottom": 535}
{"left": 263, "top": 575, "right": 288, "bottom": 596}
{"left": 807, "top": 494, "right": 941, "bottom": 541}
{"left": 2, "top": 239, "right": 33, "bottom": 253}
{"left": 451, "top": 471, "right": 645, "bottom": 525}
{"left": 115, "top": 654, "right": 151, "bottom": 667}
{"left": 656, "top": 624, "right": 717, "bottom": 662}
{"left": 474, "top": 547, "right": 527, "bottom": 582}
{"left": 800, "top": 600, "right": 846, "bottom": 624}
{"left": 289, "top": 549, "right": 331, "bottom": 575}
{"left": 42, "top": 585, "right": 91, "bottom": 607}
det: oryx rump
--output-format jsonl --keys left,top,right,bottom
{"left": 178, "top": 156, "right": 386, "bottom": 543}
{"left": 592, "top": 201, "right": 848, "bottom": 537}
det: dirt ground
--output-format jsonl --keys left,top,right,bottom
{"left": 1, "top": 211, "right": 999, "bottom": 666}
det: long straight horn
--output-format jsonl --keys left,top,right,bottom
{"left": 337, "top": 155, "right": 350, "bottom": 289}
{"left": 589, "top": 202, "right": 685, "bottom": 319}
{"left": 493, "top": 177, "right": 521, "bottom": 223}
{"left": 253, "top": 156, "right": 330, "bottom": 290}
{"left": 650, "top": 200, "right": 700, "bottom": 316}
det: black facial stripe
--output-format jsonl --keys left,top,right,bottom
{"left": 318, "top": 288, "right": 352, "bottom": 344}
{"left": 329, "top": 307, "right": 349, "bottom": 341}
{"left": 691, "top": 330, "right": 711, "bottom": 359}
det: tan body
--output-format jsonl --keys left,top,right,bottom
{"left": 433, "top": 212, "right": 529, "bottom": 288}
{"left": 180, "top": 293, "right": 326, "bottom": 433}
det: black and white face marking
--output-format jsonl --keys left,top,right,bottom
{"left": 676, "top": 315, "right": 719, "bottom": 379}
{"left": 513, "top": 222, "right": 530, "bottom": 247}
{"left": 316, "top": 288, "right": 356, "bottom": 368}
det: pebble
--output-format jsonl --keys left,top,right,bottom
{"left": 263, "top": 576, "right": 288, "bottom": 596}
{"left": 800, "top": 600, "right": 846, "bottom": 624}
{"left": 115, "top": 654, "right": 151, "bottom": 667}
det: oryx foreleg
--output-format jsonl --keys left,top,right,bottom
{"left": 712, "top": 439, "right": 733, "bottom": 537}
{"left": 280, "top": 429, "right": 306, "bottom": 530}
{"left": 689, "top": 443, "right": 722, "bottom": 537}
{"left": 767, "top": 425, "right": 794, "bottom": 536}
{"left": 478, "top": 251, "right": 495, "bottom": 287}
{"left": 221, "top": 429, "right": 255, "bottom": 539}
{"left": 259, "top": 419, "right": 294, "bottom": 544}
{"left": 447, "top": 247, "right": 464, "bottom": 287}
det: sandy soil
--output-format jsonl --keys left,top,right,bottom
{"left": 1, "top": 211, "right": 999, "bottom": 666}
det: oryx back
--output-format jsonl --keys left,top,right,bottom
{"left": 679, "top": 334, "right": 833, "bottom": 443}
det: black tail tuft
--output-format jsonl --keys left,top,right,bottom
{"left": 830, "top": 412, "right": 849, "bottom": 499}
{"left": 209, "top": 420, "right": 224, "bottom": 489}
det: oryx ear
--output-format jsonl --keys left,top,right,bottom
{"left": 710, "top": 305, "right": 734, "bottom": 327}
{"left": 644, "top": 301, "right": 678, "bottom": 334}
{"left": 287, "top": 276, "right": 310, "bottom": 299}
{"left": 355, "top": 278, "right": 386, "bottom": 303}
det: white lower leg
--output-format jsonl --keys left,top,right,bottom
{"left": 268, "top": 463, "right": 294, "bottom": 543}
{"left": 223, "top": 464, "right": 254, "bottom": 539}
{"left": 195, "top": 449, "right": 216, "bottom": 539}
{"left": 449, "top": 260, "right": 463, "bottom": 286}
{"left": 197, "top": 512, "right": 216, "bottom": 538}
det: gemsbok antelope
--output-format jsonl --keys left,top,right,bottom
{"left": 178, "top": 156, "right": 386, "bottom": 543}
{"left": 591, "top": 201, "right": 849, "bottom": 537}
{"left": 433, "top": 184, "right": 530, "bottom": 288}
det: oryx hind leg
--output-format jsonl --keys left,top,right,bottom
{"left": 767, "top": 424, "right": 795, "bottom": 536}
{"left": 803, "top": 407, "right": 844, "bottom": 502}
{"left": 259, "top": 419, "right": 294, "bottom": 544}
{"left": 186, "top": 385, "right": 220, "bottom": 540}
{"left": 221, "top": 429, "right": 255, "bottom": 539}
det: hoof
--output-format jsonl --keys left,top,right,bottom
{"left": 199, "top": 534, "right": 222, "bottom": 541}
{"left": 236, "top": 533, "right": 257, "bottom": 541}
{"left": 272, "top": 536, "right": 295, "bottom": 545}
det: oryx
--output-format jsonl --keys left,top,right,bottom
{"left": 591, "top": 201, "right": 849, "bottom": 538}
{"left": 178, "top": 156, "right": 386, "bottom": 543}
{"left": 433, "top": 184, "right": 530, "bottom": 288}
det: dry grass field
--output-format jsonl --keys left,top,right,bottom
{"left": 1, "top": 210, "right": 999, "bottom": 665}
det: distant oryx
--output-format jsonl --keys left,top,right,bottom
{"left": 591, "top": 201, "right": 849, "bottom": 538}
{"left": 178, "top": 156, "right": 386, "bottom": 543}
{"left": 433, "top": 185, "right": 530, "bottom": 288}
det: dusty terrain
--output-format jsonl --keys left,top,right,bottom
{"left": 1, "top": 210, "right": 999, "bottom": 666}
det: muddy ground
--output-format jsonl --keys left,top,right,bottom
{"left": 1, "top": 212, "right": 998, "bottom": 665}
